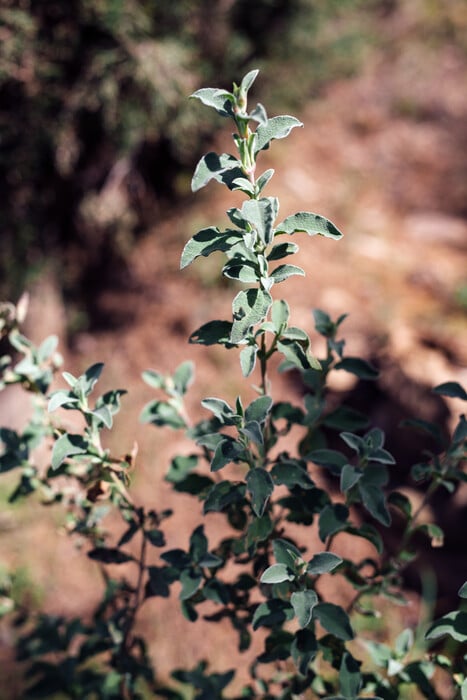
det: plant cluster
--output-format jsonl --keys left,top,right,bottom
{"left": 0, "top": 71, "right": 466, "bottom": 699}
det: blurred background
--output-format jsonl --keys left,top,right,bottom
{"left": 1, "top": 0, "right": 466, "bottom": 694}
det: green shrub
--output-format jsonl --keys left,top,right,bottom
{"left": 0, "top": 70, "right": 466, "bottom": 699}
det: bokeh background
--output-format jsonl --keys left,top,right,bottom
{"left": 1, "top": 0, "right": 466, "bottom": 696}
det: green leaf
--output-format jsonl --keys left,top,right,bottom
{"left": 61, "top": 370, "right": 77, "bottom": 388}
{"left": 358, "top": 483, "right": 391, "bottom": 526}
{"left": 395, "top": 628, "right": 414, "bottom": 656}
{"left": 291, "top": 590, "right": 318, "bottom": 628}
{"left": 245, "top": 395, "right": 273, "bottom": 424}
{"left": 247, "top": 515, "right": 274, "bottom": 548}
{"left": 313, "top": 602, "right": 354, "bottom": 640}
{"left": 140, "top": 400, "right": 186, "bottom": 429}
{"left": 198, "top": 552, "right": 224, "bottom": 569}
{"left": 145, "top": 566, "right": 171, "bottom": 599}
{"left": 146, "top": 529, "right": 165, "bottom": 547}
{"left": 368, "top": 447, "right": 395, "bottom": 465}
{"left": 211, "top": 436, "right": 245, "bottom": 471}
{"left": 51, "top": 433, "right": 88, "bottom": 470}
{"left": 241, "top": 198, "right": 277, "bottom": 246}
{"left": 260, "top": 563, "right": 295, "bottom": 584}
{"left": 231, "top": 288, "right": 272, "bottom": 343}
{"left": 339, "top": 652, "right": 362, "bottom": 699}
{"left": 291, "top": 629, "right": 318, "bottom": 675}
{"left": 425, "top": 611, "right": 467, "bottom": 642}
{"left": 252, "top": 599, "right": 294, "bottom": 630}
{"left": 277, "top": 339, "right": 320, "bottom": 371}
{"left": 162, "top": 548, "right": 191, "bottom": 571}
{"left": 240, "top": 421, "right": 263, "bottom": 445}
{"left": 271, "top": 460, "right": 314, "bottom": 490}
{"left": 203, "top": 481, "right": 246, "bottom": 513}
{"left": 232, "top": 177, "right": 256, "bottom": 196}
{"left": 275, "top": 212, "right": 343, "bottom": 240}
{"left": 255, "top": 116, "right": 303, "bottom": 152}
{"left": 96, "top": 389, "right": 126, "bottom": 417}
{"left": 256, "top": 168, "right": 275, "bottom": 194}
{"left": 388, "top": 491, "right": 412, "bottom": 519}
{"left": 334, "top": 357, "right": 379, "bottom": 380}
{"left": 272, "top": 401, "right": 304, "bottom": 426}
{"left": 307, "top": 552, "right": 342, "bottom": 575}
{"left": 239, "top": 68, "right": 259, "bottom": 95}
{"left": 271, "top": 299, "right": 290, "bottom": 331}
{"left": 246, "top": 468, "right": 274, "bottom": 516}
{"left": 319, "top": 504, "right": 349, "bottom": 541}
{"left": 165, "top": 455, "right": 198, "bottom": 483}
{"left": 88, "top": 547, "right": 134, "bottom": 564}
{"left": 201, "top": 397, "right": 237, "bottom": 424}
{"left": 459, "top": 581, "right": 467, "bottom": 598}
{"left": 190, "top": 528, "right": 212, "bottom": 565}
{"left": 340, "top": 464, "right": 363, "bottom": 492}
{"left": 181, "top": 600, "right": 198, "bottom": 622}
{"left": 173, "top": 361, "right": 194, "bottom": 395}
{"left": 189, "top": 320, "right": 234, "bottom": 346}
{"left": 191, "top": 153, "right": 242, "bottom": 192}
{"left": 190, "top": 88, "right": 234, "bottom": 117}
{"left": 308, "top": 449, "right": 347, "bottom": 475}
{"left": 77, "top": 363, "right": 104, "bottom": 397}
{"left": 312, "top": 308, "right": 334, "bottom": 336}
{"left": 272, "top": 538, "right": 303, "bottom": 569}
{"left": 433, "top": 381, "right": 467, "bottom": 400}
{"left": 203, "top": 579, "right": 230, "bottom": 605}
{"left": 365, "top": 639, "right": 393, "bottom": 667}
{"left": 240, "top": 345, "right": 258, "bottom": 377}
{"left": 48, "top": 390, "right": 79, "bottom": 412}
{"left": 267, "top": 241, "right": 299, "bottom": 261}
{"left": 223, "top": 260, "right": 259, "bottom": 283}
{"left": 270, "top": 264, "right": 305, "bottom": 283}
{"left": 281, "top": 327, "right": 309, "bottom": 342}
{"left": 87, "top": 404, "right": 113, "bottom": 429}
{"left": 181, "top": 227, "right": 243, "bottom": 269}
{"left": 141, "top": 369, "right": 165, "bottom": 389}
{"left": 37, "top": 335, "right": 59, "bottom": 362}
{"left": 179, "top": 569, "right": 203, "bottom": 601}
{"left": 340, "top": 432, "right": 365, "bottom": 454}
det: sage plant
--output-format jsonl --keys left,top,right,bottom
{"left": 0, "top": 70, "right": 465, "bottom": 700}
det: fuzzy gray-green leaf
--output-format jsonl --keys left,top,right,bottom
{"left": 291, "top": 590, "right": 318, "bottom": 628}
{"left": 246, "top": 468, "right": 274, "bottom": 516}
{"left": 181, "top": 227, "right": 243, "bottom": 269}
{"left": 255, "top": 116, "right": 303, "bottom": 152}
{"left": 231, "top": 288, "right": 272, "bottom": 344}
{"left": 191, "top": 152, "right": 242, "bottom": 192}
{"left": 190, "top": 88, "right": 234, "bottom": 116}
{"left": 276, "top": 212, "right": 343, "bottom": 240}
{"left": 51, "top": 433, "right": 89, "bottom": 470}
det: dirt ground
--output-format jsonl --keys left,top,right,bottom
{"left": 1, "top": 31, "right": 467, "bottom": 697}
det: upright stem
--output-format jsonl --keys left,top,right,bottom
{"left": 260, "top": 334, "right": 268, "bottom": 396}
